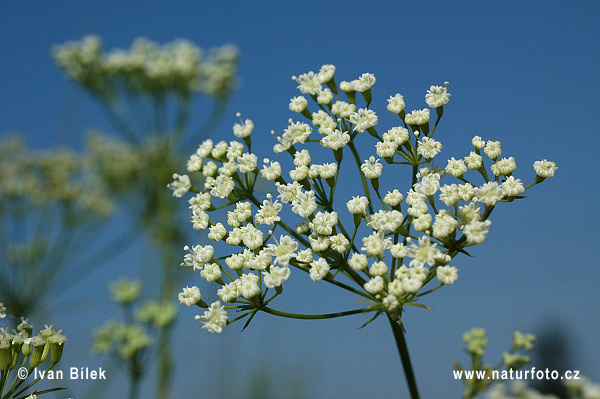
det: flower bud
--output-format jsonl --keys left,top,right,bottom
{"left": 47, "top": 333, "right": 67, "bottom": 364}
{"left": 0, "top": 339, "right": 12, "bottom": 371}
{"left": 27, "top": 336, "right": 46, "bottom": 368}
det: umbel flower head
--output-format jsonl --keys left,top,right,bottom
{"left": 172, "top": 65, "right": 556, "bottom": 333}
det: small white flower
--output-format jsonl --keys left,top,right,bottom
{"left": 439, "top": 184, "right": 460, "bottom": 207}
{"left": 366, "top": 210, "right": 403, "bottom": 232}
{"left": 196, "top": 139, "right": 213, "bottom": 157}
{"left": 267, "top": 235, "right": 299, "bottom": 267}
{"left": 187, "top": 154, "right": 203, "bottom": 172}
{"left": 210, "top": 175, "right": 234, "bottom": 199}
{"left": 404, "top": 109, "right": 430, "bottom": 125}
{"left": 293, "top": 149, "right": 311, "bottom": 167}
{"left": 383, "top": 294, "right": 399, "bottom": 311}
{"left": 376, "top": 140, "right": 398, "bottom": 158}
{"left": 321, "top": 130, "right": 350, "bottom": 150}
{"left": 388, "top": 279, "right": 404, "bottom": 296}
{"left": 208, "top": 223, "right": 227, "bottom": 241}
{"left": 415, "top": 174, "right": 441, "bottom": 196}
{"left": 413, "top": 214, "right": 432, "bottom": 231}
{"left": 211, "top": 141, "right": 228, "bottom": 159}
{"left": 283, "top": 120, "right": 312, "bottom": 145}
{"left": 390, "top": 243, "right": 408, "bottom": 259}
{"left": 350, "top": 108, "right": 378, "bottom": 133}
{"left": 364, "top": 276, "right": 384, "bottom": 294}
{"left": 309, "top": 211, "right": 338, "bottom": 236}
{"left": 406, "top": 235, "right": 440, "bottom": 268}
{"left": 425, "top": 84, "right": 451, "bottom": 108}
{"left": 384, "top": 127, "right": 410, "bottom": 146}
{"left": 501, "top": 176, "right": 525, "bottom": 197}
{"left": 432, "top": 210, "right": 458, "bottom": 239}
{"left": 446, "top": 157, "right": 468, "bottom": 177}
{"left": 361, "top": 156, "right": 383, "bottom": 179}
{"left": 237, "top": 153, "right": 257, "bottom": 173}
{"left": 202, "top": 161, "right": 218, "bottom": 177}
{"left": 309, "top": 258, "right": 330, "bottom": 281}
{"left": 476, "top": 182, "right": 504, "bottom": 206}
{"left": 387, "top": 94, "right": 405, "bottom": 114}
{"left": 484, "top": 140, "right": 502, "bottom": 159}
{"left": 417, "top": 137, "right": 443, "bottom": 159}
{"left": 276, "top": 181, "right": 303, "bottom": 204}
{"left": 225, "top": 253, "right": 244, "bottom": 270}
{"left": 464, "top": 151, "right": 483, "bottom": 170}
{"left": 291, "top": 190, "right": 317, "bottom": 218}
{"left": 296, "top": 220, "right": 310, "bottom": 234}
{"left": 348, "top": 253, "right": 368, "bottom": 271}
{"left": 263, "top": 266, "right": 291, "bottom": 288}
{"left": 191, "top": 208, "right": 209, "bottom": 231}
{"left": 296, "top": 248, "right": 313, "bottom": 263}
{"left": 188, "top": 192, "right": 212, "bottom": 211}
{"left": 471, "top": 136, "right": 485, "bottom": 150}
{"left": 168, "top": 173, "right": 191, "bottom": 197}
{"left": 261, "top": 159, "right": 282, "bottom": 181}
{"left": 319, "top": 163, "right": 338, "bottom": 179}
{"left": 331, "top": 101, "right": 356, "bottom": 118}
{"left": 238, "top": 273, "right": 260, "bottom": 299}
{"left": 533, "top": 159, "right": 558, "bottom": 178}
{"left": 457, "top": 203, "right": 481, "bottom": 228}
{"left": 289, "top": 96, "right": 308, "bottom": 113}
{"left": 407, "top": 201, "right": 429, "bottom": 217}
{"left": 233, "top": 117, "right": 254, "bottom": 138}
{"left": 361, "top": 231, "right": 392, "bottom": 257}
{"left": 437, "top": 266, "right": 458, "bottom": 285}
{"left": 318, "top": 64, "right": 336, "bottom": 83}
{"left": 330, "top": 234, "right": 350, "bottom": 253}
{"left": 309, "top": 234, "right": 330, "bottom": 252}
{"left": 491, "top": 157, "right": 516, "bottom": 176}
{"left": 457, "top": 183, "right": 476, "bottom": 201}
{"left": 369, "top": 261, "right": 388, "bottom": 276}
{"left": 255, "top": 195, "right": 283, "bottom": 225}
{"left": 317, "top": 87, "right": 334, "bottom": 104}
{"left": 384, "top": 190, "right": 404, "bottom": 207}
{"left": 462, "top": 220, "right": 492, "bottom": 244}
{"left": 347, "top": 196, "right": 369, "bottom": 215}
{"left": 351, "top": 73, "right": 375, "bottom": 93}
{"left": 241, "top": 225, "right": 263, "bottom": 250}
{"left": 219, "top": 160, "right": 238, "bottom": 177}
{"left": 178, "top": 286, "right": 201, "bottom": 306}
{"left": 196, "top": 301, "right": 228, "bottom": 333}
{"left": 402, "top": 278, "right": 423, "bottom": 294}
{"left": 217, "top": 282, "right": 239, "bottom": 303}
{"left": 200, "top": 263, "right": 222, "bottom": 282}
{"left": 226, "top": 141, "right": 244, "bottom": 161}
{"left": 292, "top": 71, "right": 321, "bottom": 95}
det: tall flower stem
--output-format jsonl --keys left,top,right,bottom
{"left": 387, "top": 314, "right": 420, "bottom": 399}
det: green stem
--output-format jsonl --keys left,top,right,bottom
{"left": 387, "top": 314, "right": 420, "bottom": 399}
{"left": 261, "top": 306, "right": 371, "bottom": 320}
{"left": 348, "top": 142, "right": 374, "bottom": 214}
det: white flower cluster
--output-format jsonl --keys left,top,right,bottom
{"left": 174, "top": 65, "right": 557, "bottom": 333}
{"left": 53, "top": 36, "right": 239, "bottom": 98}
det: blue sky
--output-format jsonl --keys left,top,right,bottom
{"left": 1, "top": 2, "right": 599, "bottom": 398}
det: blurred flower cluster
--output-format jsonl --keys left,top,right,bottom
{"left": 455, "top": 328, "right": 537, "bottom": 398}
{"left": 92, "top": 277, "right": 177, "bottom": 399}
{"left": 49, "top": 36, "right": 242, "bottom": 399}
{"left": 0, "top": 136, "right": 113, "bottom": 319}
{"left": 53, "top": 35, "right": 239, "bottom": 99}
{"left": 0, "top": 307, "right": 67, "bottom": 399}
{"left": 486, "top": 377, "right": 600, "bottom": 399}
{"left": 171, "top": 65, "right": 557, "bottom": 334}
